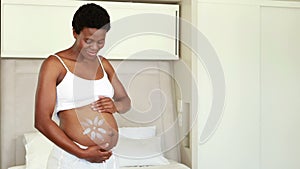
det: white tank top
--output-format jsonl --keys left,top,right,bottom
{"left": 53, "top": 54, "right": 114, "bottom": 114}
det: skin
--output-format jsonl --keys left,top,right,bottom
{"left": 34, "top": 27, "right": 131, "bottom": 163}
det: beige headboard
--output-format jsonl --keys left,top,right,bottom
{"left": 0, "top": 59, "right": 181, "bottom": 169}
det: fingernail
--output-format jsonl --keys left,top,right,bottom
{"left": 103, "top": 143, "right": 109, "bottom": 148}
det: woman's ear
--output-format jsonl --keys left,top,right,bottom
{"left": 72, "top": 29, "right": 78, "bottom": 39}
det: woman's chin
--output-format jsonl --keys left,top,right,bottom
{"left": 83, "top": 52, "right": 98, "bottom": 59}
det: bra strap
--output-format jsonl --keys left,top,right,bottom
{"left": 53, "top": 54, "right": 70, "bottom": 72}
{"left": 97, "top": 56, "right": 106, "bottom": 75}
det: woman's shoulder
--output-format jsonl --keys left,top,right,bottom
{"left": 42, "top": 55, "right": 62, "bottom": 67}
{"left": 98, "top": 55, "right": 116, "bottom": 76}
{"left": 99, "top": 56, "right": 113, "bottom": 69}
{"left": 39, "top": 55, "right": 67, "bottom": 75}
{"left": 98, "top": 55, "right": 112, "bottom": 65}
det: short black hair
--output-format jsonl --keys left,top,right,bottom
{"left": 72, "top": 3, "right": 111, "bottom": 34}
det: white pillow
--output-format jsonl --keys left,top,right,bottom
{"left": 115, "top": 126, "right": 169, "bottom": 167}
{"left": 23, "top": 132, "right": 53, "bottom": 169}
{"left": 119, "top": 126, "right": 156, "bottom": 139}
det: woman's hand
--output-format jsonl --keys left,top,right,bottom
{"left": 79, "top": 145, "right": 112, "bottom": 163}
{"left": 91, "top": 96, "right": 118, "bottom": 114}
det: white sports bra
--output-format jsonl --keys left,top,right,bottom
{"left": 53, "top": 54, "right": 114, "bottom": 114}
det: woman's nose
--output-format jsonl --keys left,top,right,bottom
{"left": 90, "top": 42, "right": 98, "bottom": 50}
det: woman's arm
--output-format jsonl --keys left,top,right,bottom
{"left": 92, "top": 57, "right": 131, "bottom": 114}
{"left": 34, "top": 56, "right": 111, "bottom": 162}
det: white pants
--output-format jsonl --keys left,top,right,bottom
{"left": 47, "top": 144, "right": 118, "bottom": 169}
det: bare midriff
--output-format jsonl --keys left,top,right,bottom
{"left": 58, "top": 104, "right": 118, "bottom": 151}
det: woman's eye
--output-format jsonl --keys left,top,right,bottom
{"left": 98, "top": 41, "right": 104, "bottom": 45}
{"left": 86, "top": 39, "right": 93, "bottom": 44}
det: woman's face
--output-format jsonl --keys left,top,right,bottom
{"left": 74, "top": 27, "right": 107, "bottom": 59}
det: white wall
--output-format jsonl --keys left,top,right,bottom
{"left": 261, "top": 5, "right": 300, "bottom": 169}
{"left": 195, "top": 0, "right": 300, "bottom": 169}
{"left": 196, "top": 1, "right": 260, "bottom": 169}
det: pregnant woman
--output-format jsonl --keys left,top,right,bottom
{"left": 34, "top": 3, "right": 131, "bottom": 169}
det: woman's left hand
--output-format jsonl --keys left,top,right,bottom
{"left": 91, "top": 96, "right": 118, "bottom": 114}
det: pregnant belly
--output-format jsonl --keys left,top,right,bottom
{"left": 59, "top": 105, "right": 118, "bottom": 151}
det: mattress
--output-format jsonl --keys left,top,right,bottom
{"left": 8, "top": 160, "right": 189, "bottom": 169}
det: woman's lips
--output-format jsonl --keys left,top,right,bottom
{"left": 87, "top": 51, "right": 97, "bottom": 56}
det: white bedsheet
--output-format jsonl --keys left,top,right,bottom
{"left": 8, "top": 160, "right": 190, "bottom": 169}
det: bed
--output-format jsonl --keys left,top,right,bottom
{"left": 1, "top": 60, "right": 191, "bottom": 169}
{"left": 7, "top": 126, "right": 190, "bottom": 169}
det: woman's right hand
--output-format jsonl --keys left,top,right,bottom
{"left": 79, "top": 145, "right": 112, "bottom": 163}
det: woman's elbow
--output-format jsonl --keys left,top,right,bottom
{"left": 124, "top": 97, "right": 132, "bottom": 113}
{"left": 34, "top": 118, "right": 44, "bottom": 132}
{"left": 34, "top": 114, "right": 50, "bottom": 133}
